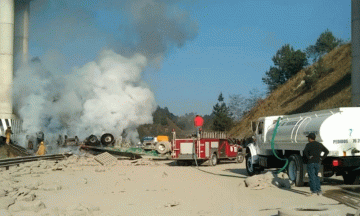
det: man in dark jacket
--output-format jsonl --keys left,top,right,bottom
{"left": 303, "top": 133, "right": 329, "bottom": 196}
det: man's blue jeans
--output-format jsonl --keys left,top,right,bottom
{"left": 307, "top": 163, "right": 321, "bottom": 193}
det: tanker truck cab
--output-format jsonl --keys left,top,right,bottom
{"left": 245, "top": 107, "right": 360, "bottom": 185}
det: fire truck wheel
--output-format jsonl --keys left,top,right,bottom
{"left": 155, "top": 141, "right": 170, "bottom": 154}
{"left": 101, "top": 133, "right": 115, "bottom": 146}
{"left": 209, "top": 153, "right": 217, "bottom": 166}
{"left": 236, "top": 153, "right": 245, "bottom": 163}
{"left": 287, "top": 154, "right": 304, "bottom": 187}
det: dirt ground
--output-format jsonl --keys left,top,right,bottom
{"left": 0, "top": 156, "right": 358, "bottom": 216}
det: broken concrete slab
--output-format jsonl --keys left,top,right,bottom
{"left": 94, "top": 152, "right": 117, "bottom": 166}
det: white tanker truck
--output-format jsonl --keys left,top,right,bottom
{"left": 246, "top": 107, "right": 360, "bottom": 185}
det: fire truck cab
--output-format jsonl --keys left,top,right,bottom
{"left": 171, "top": 130, "right": 244, "bottom": 166}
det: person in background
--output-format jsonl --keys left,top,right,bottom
{"left": 5, "top": 127, "right": 12, "bottom": 145}
{"left": 303, "top": 133, "right": 329, "bottom": 196}
{"left": 36, "top": 141, "right": 46, "bottom": 156}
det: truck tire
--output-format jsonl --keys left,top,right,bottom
{"left": 209, "top": 153, "right": 218, "bottom": 166}
{"left": 278, "top": 207, "right": 340, "bottom": 216}
{"left": 246, "top": 152, "right": 259, "bottom": 176}
{"left": 155, "top": 141, "right": 170, "bottom": 154}
{"left": 287, "top": 154, "right": 304, "bottom": 187}
{"left": 101, "top": 133, "right": 115, "bottom": 146}
{"left": 343, "top": 173, "right": 360, "bottom": 185}
{"left": 236, "top": 153, "right": 244, "bottom": 163}
{"left": 88, "top": 135, "right": 99, "bottom": 146}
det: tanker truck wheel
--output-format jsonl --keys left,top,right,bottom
{"left": 342, "top": 173, "right": 360, "bottom": 185}
{"left": 287, "top": 154, "right": 304, "bottom": 187}
{"left": 246, "top": 152, "right": 259, "bottom": 176}
{"left": 155, "top": 141, "right": 170, "bottom": 154}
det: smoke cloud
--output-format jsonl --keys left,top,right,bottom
{"left": 13, "top": 0, "right": 198, "bottom": 146}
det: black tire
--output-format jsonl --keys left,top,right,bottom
{"left": 209, "top": 153, "right": 217, "bottom": 166}
{"left": 101, "top": 133, "right": 115, "bottom": 146}
{"left": 88, "top": 135, "right": 99, "bottom": 146}
{"left": 155, "top": 141, "right": 170, "bottom": 154}
{"left": 236, "top": 153, "right": 245, "bottom": 163}
{"left": 343, "top": 173, "right": 360, "bottom": 185}
{"left": 246, "top": 153, "right": 257, "bottom": 176}
{"left": 287, "top": 154, "right": 304, "bottom": 187}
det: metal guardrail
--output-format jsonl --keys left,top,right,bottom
{"left": 0, "top": 153, "right": 73, "bottom": 169}
{"left": 80, "top": 145, "right": 141, "bottom": 159}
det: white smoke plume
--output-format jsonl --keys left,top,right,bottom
{"left": 13, "top": 50, "right": 156, "bottom": 144}
{"left": 12, "top": 0, "right": 198, "bottom": 147}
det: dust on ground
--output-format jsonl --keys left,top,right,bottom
{"left": 0, "top": 155, "right": 357, "bottom": 216}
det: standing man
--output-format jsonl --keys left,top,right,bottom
{"left": 194, "top": 115, "right": 204, "bottom": 135}
{"left": 5, "top": 127, "right": 12, "bottom": 145}
{"left": 303, "top": 133, "right": 329, "bottom": 196}
{"left": 36, "top": 141, "right": 46, "bottom": 156}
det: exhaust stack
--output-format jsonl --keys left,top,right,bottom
{"left": 352, "top": 0, "right": 360, "bottom": 106}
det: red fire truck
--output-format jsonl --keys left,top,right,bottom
{"left": 171, "top": 130, "right": 244, "bottom": 166}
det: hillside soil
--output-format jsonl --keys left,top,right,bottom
{"left": 230, "top": 43, "right": 352, "bottom": 139}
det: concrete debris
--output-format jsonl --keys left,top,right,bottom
{"left": 51, "top": 164, "right": 63, "bottom": 171}
{"left": 0, "top": 197, "right": 16, "bottom": 210}
{"left": 8, "top": 200, "right": 46, "bottom": 212}
{"left": 164, "top": 201, "right": 180, "bottom": 207}
{"left": 130, "top": 159, "right": 158, "bottom": 166}
{"left": 244, "top": 171, "right": 292, "bottom": 189}
{"left": 16, "top": 193, "right": 36, "bottom": 202}
{"left": 94, "top": 152, "right": 117, "bottom": 166}
{"left": 95, "top": 167, "right": 106, "bottom": 172}
{"left": 39, "top": 184, "right": 62, "bottom": 191}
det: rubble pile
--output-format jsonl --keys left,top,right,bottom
{"left": 243, "top": 172, "right": 292, "bottom": 190}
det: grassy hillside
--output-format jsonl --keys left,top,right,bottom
{"left": 230, "top": 43, "right": 352, "bottom": 139}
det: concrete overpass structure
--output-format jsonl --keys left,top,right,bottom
{"left": 0, "top": 0, "right": 31, "bottom": 135}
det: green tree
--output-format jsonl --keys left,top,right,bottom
{"left": 262, "top": 44, "right": 308, "bottom": 92}
{"left": 212, "top": 93, "right": 233, "bottom": 131}
{"left": 306, "top": 29, "right": 343, "bottom": 62}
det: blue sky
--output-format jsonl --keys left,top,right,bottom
{"left": 29, "top": 0, "right": 351, "bottom": 116}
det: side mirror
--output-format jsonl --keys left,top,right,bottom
{"left": 251, "top": 121, "right": 257, "bottom": 132}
